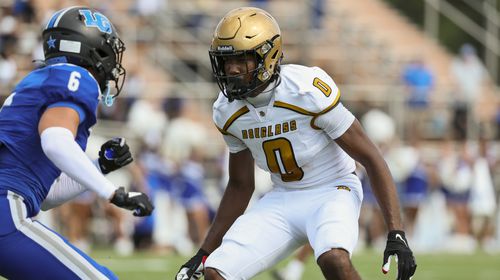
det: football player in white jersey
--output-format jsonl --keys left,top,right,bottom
{"left": 176, "top": 7, "right": 417, "bottom": 280}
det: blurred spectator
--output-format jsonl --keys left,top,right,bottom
{"left": 171, "top": 161, "right": 211, "bottom": 246}
{"left": 401, "top": 58, "right": 434, "bottom": 139}
{"left": 359, "top": 109, "right": 397, "bottom": 249}
{"left": 162, "top": 98, "right": 207, "bottom": 165}
{"left": 250, "top": 0, "right": 269, "bottom": 9}
{"left": 360, "top": 108, "right": 396, "bottom": 146}
{"left": 162, "top": 98, "right": 212, "bottom": 247}
{"left": 450, "top": 44, "right": 487, "bottom": 140}
{"left": 127, "top": 96, "right": 168, "bottom": 141}
{"left": 17, "top": 25, "right": 38, "bottom": 56}
{"left": 0, "top": 7, "right": 18, "bottom": 88}
{"left": 311, "top": 0, "right": 325, "bottom": 30}
{"left": 60, "top": 192, "right": 95, "bottom": 254}
{"left": 129, "top": 140, "right": 176, "bottom": 252}
{"left": 98, "top": 67, "right": 146, "bottom": 121}
{"left": 31, "top": 37, "right": 44, "bottom": 63}
{"left": 133, "top": 0, "right": 166, "bottom": 18}
{"left": 361, "top": 109, "right": 431, "bottom": 247}
{"left": 0, "top": 7, "right": 18, "bottom": 41}
{"left": 157, "top": 0, "right": 209, "bottom": 37}
{"left": 383, "top": 134, "right": 429, "bottom": 241}
{"left": 0, "top": 44, "right": 17, "bottom": 87}
{"left": 495, "top": 103, "right": 500, "bottom": 140}
{"left": 357, "top": 166, "right": 386, "bottom": 249}
{"left": 400, "top": 151, "right": 429, "bottom": 239}
{"left": 439, "top": 140, "right": 476, "bottom": 252}
{"left": 12, "top": 0, "right": 35, "bottom": 23}
{"left": 122, "top": 67, "right": 145, "bottom": 113}
{"left": 470, "top": 138, "right": 498, "bottom": 252}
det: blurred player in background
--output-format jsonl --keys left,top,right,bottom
{"left": 470, "top": 138, "right": 498, "bottom": 252}
{"left": 271, "top": 244, "right": 314, "bottom": 280}
{"left": 438, "top": 140, "right": 476, "bottom": 252}
{"left": 0, "top": 7, "right": 153, "bottom": 279}
{"left": 176, "top": 7, "right": 416, "bottom": 280}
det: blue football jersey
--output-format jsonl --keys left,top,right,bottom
{"left": 0, "top": 63, "right": 100, "bottom": 216}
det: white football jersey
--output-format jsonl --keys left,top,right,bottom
{"left": 213, "top": 64, "right": 356, "bottom": 189}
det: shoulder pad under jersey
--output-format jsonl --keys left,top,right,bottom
{"left": 274, "top": 64, "right": 341, "bottom": 115}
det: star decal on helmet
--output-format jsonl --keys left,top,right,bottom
{"left": 46, "top": 36, "right": 56, "bottom": 49}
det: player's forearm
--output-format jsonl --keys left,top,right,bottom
{"left": 362, "top": 156, "right": 403, "bottom": 231}
{"left": 201, "top": 183, "right": 254, "bottom": 253}
{"left": 40, "top": 127, "right": 116, "bottom": 199}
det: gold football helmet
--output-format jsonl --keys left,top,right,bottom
{"left": 209, "top": 7, "right": 283, "bottom": 101}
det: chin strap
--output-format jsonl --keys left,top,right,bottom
{"left": 103, "top": 82, "right": 114, "bottom": 107}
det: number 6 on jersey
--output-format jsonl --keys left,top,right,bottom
{"left": 67, "top": 71, "right": 81, "bottom": 92}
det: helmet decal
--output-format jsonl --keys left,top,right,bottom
{"left": 59, "top": 40, "right": 81, "bottom": 54}
{"left": 46, "top": 36, "right": 56, "bottom": 49}
{"left": 79, "top": 10, "right": 112, "bottom": 34}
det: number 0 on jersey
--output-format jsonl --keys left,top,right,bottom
{"left": 262, "top": 138, "right": 304, "bottom": 182}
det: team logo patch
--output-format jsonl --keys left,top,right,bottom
{"left": 46, "top": 36, "right": 57, "bottom": 49}
{"left": 336, "top": 186, "right": 351, "bottom": 192}
{"left": 79, "top": 9, "right": 112, "bottom": 34}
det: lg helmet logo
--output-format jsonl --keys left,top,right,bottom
{"left": 79, "top": 10, "right": 112, "bottom": 34}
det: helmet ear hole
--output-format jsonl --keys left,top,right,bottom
{"left": 96, "top": 49, "right": 109, "bottom": 58}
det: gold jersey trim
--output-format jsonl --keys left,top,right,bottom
{"left": 273, "top": 101, "right": 316, "bottom": 116}
{"left": 218, "top": 106, "right": 250, "bottom": 135}
{"left": 218, "top": 90, "right": 341, "bottom": 136}
{"left": 310, "top": 90, "right": 341, "bottom": 129}
{"left": 273, "top": 90, "right": 341, "bottom": 130}
{"left": 215, "top": 124, "right": 238, "bottom": 138}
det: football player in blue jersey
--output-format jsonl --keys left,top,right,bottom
{"left": 0, "top": 6, "right": 154, "bottom": 280}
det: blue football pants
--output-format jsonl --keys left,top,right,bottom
{"left": 0, "top": 190, "right": 118, "bottom": 280}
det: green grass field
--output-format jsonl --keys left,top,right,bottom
{"left": 89, "top": 249, "right": 500, "bottom": 280}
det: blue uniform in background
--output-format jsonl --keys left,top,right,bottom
{"left": 0, "top": 63, "right": 117, "bottom": 279}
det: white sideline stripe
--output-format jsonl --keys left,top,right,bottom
{"left": 7, "top": 191, "right": 23, "bottom": 230}
{"left": 6, "top": 191, "right": 108, "bottom": 280}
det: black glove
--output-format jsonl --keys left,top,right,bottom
{"left": 382, "top": 230, "right": 417, "bottom": 280}
{"left": 110, "top": 187, "right": 154, "bottom": 217}
{"left": 175, "top": 249, "right": 209, "bottom": 280}
{"left": 98, "top": 137, "right": 133, "bottom": 174}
